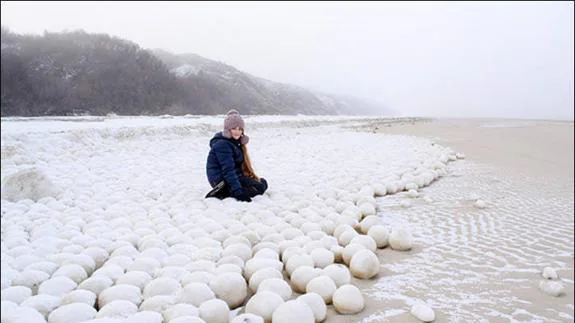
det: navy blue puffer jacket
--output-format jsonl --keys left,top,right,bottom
{"left": 206, "top": 132, "right": 244, "bottom": 192}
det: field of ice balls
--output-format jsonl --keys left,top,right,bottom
{"left": 1, "top": 117, "right": 465, "bottom": 322}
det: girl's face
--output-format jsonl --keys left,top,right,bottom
{"left": 230, "top": 127, "right": 243, "bottom": 140}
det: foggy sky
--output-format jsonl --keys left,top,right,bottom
{"left": 2, "top": 1, "right": 573, "bottom": 119}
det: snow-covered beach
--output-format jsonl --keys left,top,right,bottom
{"left": 1, "top": 115, "right": 573, "bottom": 322}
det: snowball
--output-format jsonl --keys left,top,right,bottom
{"left": 77, "top": 276, "right": 114, "bottom": 296}
{"left": 330, "top": 245, "right": 344, "bottom": 263}
{"left": 96, "top": 300, "right": 138, "bottom": 319}
{"left": 252, "top": 242, "right": 280, "bottom": 255}
{"left": 349, "top": 249, "right": 380, "bottom": 279}
{"left": 24, "top": 261, "right": 59, "bottom": 276}
{"left": 322, "top": 264, "right": 352, "bottom": 287}
{"left": 116, "top": 271, "right": 152, "bottom": 290}
{"left": 214, "top": 264, "right": 243, "bottom": 276}
{"left": 332, "top": 284, "right": 365, "bottom": 314}
{"left": 230, "top": 313, "right": 263, "bottom": 323}
{"left": 271, "top": 300, "right": 315, "bottom": 323}
{"left": 62, "top": 254, "right": 96, "bottom": 275}
{"left": 177, "top": 282, "right": 215, "bottom": 307}
{"left": 542, "top": 267, "right": 558, "bottom": 280}
{"left": 181, "top": 271, "right": 216, "bottom": 285}
{"left": 143, "top": 277, "right": 182, "bottom": 298}
{"left": 342, "top": 243, "right": 366, "bottom": 266}
{"left": 474, "top": 199, "right": 487, "bottom": 209}
{"left": 82, "top": 247, "right": 109, "bottom": 268}
{"left": 243, "top": 258, "right": 283, "bottom": 281}
{"left": 11, "top": 269, "right": 48, "bottom": 293}
{"left": 2, "top": 305, "right": 46, "bottom": 323}
{"left": 539, "top": 280, "right": 565, "bottom": 297}
{"left": 258, "top": 278, "right": 293, "bottom": 301}
{"left": 186, "top": 260, "right": 216, "bottom": 273}
{"left": 285, "top": 254, "right": 314, "bottom": 276}
{"left": 367, "top": 225, "right": 390, "bottom": 249}
{"left": 139, "top": 295, "right": 176, "bottom": 312}
{"left": 245, "top": 290, "right": 284, "bottom": 322}
{"left": 1, "top": 167, "right": 55, "bottom": 202}
{"left": 388, "top": 227, "right": 413, "bottom": 251}
{"left": 61, "top": 289, "right": 97, "bottom": 307}
{"left": 248, "top": 268, "right": 283, "bottom": 292}
{"left": 306, "top": 276, "right": 337, "bottom": 304}
{"left": 20, "top": 294, "right": 61, "bottom": 317}
{"left": 217, "top": 255, "right": 245, "bottom": 268}
{"left": 350, "top": 235, "right": 377, "bottom": 252}
{"left": 123, "top": 311, "right": 163, "bottom": 323}
{"left": 358, "top": 203, "right": 376, "bottom": 217}
{"left": 92, "top": 265, "right": 125, "bottom": 282}
{"left": 291, "top": 266, "right": 322, "bottom": 293}
{"left": 223, "top": 236, "right": 251, "bottom": 249}
{"left": 38, "top": 276, "right": 77, "bottom": 297}
{"left": 410, "top": 303, "right": 436, "bottom": 322}
{"left": 280, "top": 246, "right": 304, "bottom": 264}
{"left": 199, "top": 298, "right": 229, "bottom": 323}
{"left": 52, "top": 264, "right": 88, "bottom": 284}
{"left": 297, "top": 292, "right": 327, "bottom": 322}
{"left": 209, "top": 272, "right": 248, "bottom": 309}
{"left": 48, "top": 303, "right": 97, "bottom": 323}
{"left": 98, "top": 284, "right": 142, "bottom": 308}
{"left": 310, "top": 248, "right": 334, "bottom": 269}
{"left": 253, "top": 248, "right": 279, "bottom": 260}
{"left": 338, "top": 230, "right": 359, "bottom": 247}
{"left": 1, "top": 286, "right": 32, "bottom": 304}
{"left": 223, "top": 243, "right": 253, "bottom": 262}
{"left": 163, "top": 303, "right": 199, "bottom": 322}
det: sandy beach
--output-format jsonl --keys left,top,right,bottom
{"left": 334, "top": 118, "right": 574, "bottom": 322}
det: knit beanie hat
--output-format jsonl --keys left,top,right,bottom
{"left": 222, "top": 109, "right": 249, "bottom": 144}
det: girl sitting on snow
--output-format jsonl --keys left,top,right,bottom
{"left": 205, "top": 109, "right": 268, "bottom": 202}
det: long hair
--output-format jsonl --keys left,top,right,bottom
{"left": 241, "top": 144, "right": 259, "bottom": 180}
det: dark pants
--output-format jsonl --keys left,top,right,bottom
{"left": 206, "top": 177, "right": 268, "bottom": 199}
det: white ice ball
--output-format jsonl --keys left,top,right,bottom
{"left": 60, "top": 289, "right": 96, "bottom": 307}
{"left": 474, "top": 199, "right": 487, "bottom": 209}
{"left": 258, "top": 278, "right": 292, "bottom": 301}
{"left": 285, "top": 254, "right": 314, "bottom": 276}
{"left": 297, "top": 292, "right": 327, "bottom": 322}
{"left": 322, "top": 264, "right": 351, "bottom": 287}
{"left": 177, "top": 282, "right": 215, "bottom": 307}
{"left": 542, "top": 267, "right": 558, "bottom": 280}
{"left": 1, "top": 167, "right": 55, "bottom": 202}
{"left": 338, "top": 230, "right": 359, "bottom": 247}
{"left": 342, "top": 243, "right": 366, "bottom": 266}
{"left": 245, "top": 290, "right": 284, "bottom": 322}
{"left": 350, "top": 235, "right": 377, "bottom": 253}
{"left": 231, "top": 313, "right": 264, "bottom": 323}
{"left": 311, "top": 248, "right": 334, "bottom": 268}
{"left": 358, "top": 203, "right": 376, "bottom": 217}
{"left": 48, "top": 303, "right": 97, "bottom": 323}
{"left": 98, "top": 284, "right": 142, "bottom": 308}
{"left": 1, "top": 286, "right": 31, "bottom": 304}
{"left": 306, "top": 276, "right": 337, "bottom": 304}
{"left": 291, "top": 266, "right": 322, "bottom": 293}
{"left": 143, "top": 277, "right": 182, "bottom": 298}
{"left": 96, "top": 300, "right": 138, "bottom": 319}
{"left": 388, "top": 227, "right": 413, "bottom": 251}
{"left": 539, "top": 280, "right": 565, "bottom": 297}
{"left": 349, "top": 249, "right": 380, "bottom": 279}
{"left": 20, "top": 294, "right": 61, "bottom": 317}
{"left": 367, "top": 225, "right": 389, "bottom": 248}
{"left": 248, "top": 268, "right": 283, "bottom": 292}
{"left": 223, "top": 243, "right": 253, "bottom": 262}
{"left": 38, "top": 276, "right": 77, "bottom": 297}
{"left": 199, "top": 298, "right": 229, "bottom": 323}
{"left": 139, "top": 295, "right": 176, "bottom": 312}
{"left": 271, "top": 300, "right": 315, "bottom": 323}
{"left": 11, "top": 269, "right": 49, "bottom": 292}
{"left": 77, "top": 276, "right": 114, "bottom": 296}
{"left": 332, "top": 284, "right": 365, "bottom": 314}
{"left": 243, "top": 258, "right": 283, "bottom": 281}
{"left": 410, "top": 303, "right": 435, "bottom": 322}
{"left": 209, "top": 272, "right": 248, "bottom": 309}
{"left": 163, "top": 303, "right": 199, "bottom": 322}
{"left": 358, "top": 216, "right": 381, "bottom": 234}
{"left": 123, "top": 311, "right": 163, "bottom": 323}
{"left": 116, "top": 271, "right": 152, "bottom": 290}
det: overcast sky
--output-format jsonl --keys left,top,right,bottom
{"left": 1, "top": 1, "right": 573, "bottom": 118}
